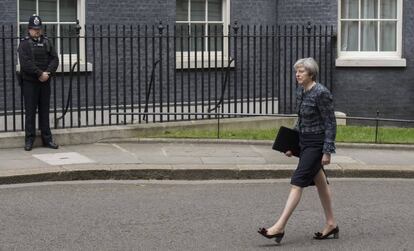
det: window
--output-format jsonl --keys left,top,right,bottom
{"left": 176, "top": 0, "right": 230, "bottom": 68}
{"left": 18, "top": 0, "right": 89, "bottom": 71}
{"left": 337, "top": 0, "right": 406, "bottom": 67}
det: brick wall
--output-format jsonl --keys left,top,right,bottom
{"left": 0, "top": 0, "right": 17, "bottom": 24}
{"left": 85, "top": 0, "right": 277, "bottom": 27}
{"left": 276, "top": 0, "right": 336, "bottom": 26}
{"left": 231, "top": 0, "right": 277, "bottom": 25}
{"left": 334, "top": 0, "right": 414, "bottom": 120}
{"left": 276, "top": 0, "right": 414, "bottom": 120}
{"left": 0, "top": 0, "right": 412, "bottom": 131}
{"left": 0, "top": 0, "right": 280, "bottom": 131}
{"left": 86, "top": 0, "right": 176, "bottom": 26}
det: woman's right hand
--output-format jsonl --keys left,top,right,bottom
{"left": 285, "top": 150, "right": 293, "bottom": 157}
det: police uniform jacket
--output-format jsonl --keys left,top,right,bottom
{"left": 18, "top": 35, "right": 59, "bottom": 81}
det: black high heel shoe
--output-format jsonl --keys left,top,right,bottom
{"left": 257, "top": 228, "right": 285, "bottom": 244}
{"left": 313, "top": 226, "right": 339, "bottom": 240}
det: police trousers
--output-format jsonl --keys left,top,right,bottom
{"left": 22, "top": 79, "right": 52, "bottom": 143}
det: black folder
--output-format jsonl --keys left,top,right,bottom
{"left": 272, "top": 126, "right": 300, "bottom": 157}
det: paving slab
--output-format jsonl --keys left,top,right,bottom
{"left": 237, "top": 164, "right": 297, "bottom": 170}
{"left": 0, "top": 166, "right": 65, "bottom": 176}
{"left": 0, "top": 139, "right": 413, "bottom": 184}
{"left": 331, "top": 155, "right": 361, "bottom": 164}
{"left": 172, "top": 164, "right": 239, "bottom": 170}
{"left": 0, "top": 158, "right": 49, "bottom": 169}
{"left": 336, "top": 148, "right": 414, "bottom": 165}
{"left": 32, "top": 152, "right": 95, "bottom": 166}
{"left": 63, "top": 143, "right": 143, "bottom": 164}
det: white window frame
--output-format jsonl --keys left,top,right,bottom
{"left": 336, "top": 0, "right": 406, "bottom": 67}
{"left": 17, "top": 0, "right": 91, "bottom": 72}
{"left": 175, "top": 0, "right": 232, "bottom": 69}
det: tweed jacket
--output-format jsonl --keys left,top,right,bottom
{"left": 294, "top": 83, "right": 336, "bottom": 154}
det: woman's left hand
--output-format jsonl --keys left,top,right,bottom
{"left": 321, "top": 153, "right": 331, "bottom": 166}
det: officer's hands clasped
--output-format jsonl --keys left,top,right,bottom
{"left": 38, "top": 72, "right": 50, "bottom": 82}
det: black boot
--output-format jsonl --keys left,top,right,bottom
{"left": 43, "top": 141, "right": 59, "bottom": 149}
{"left": 24, "top": 140, "right": 33, "bottom": 151}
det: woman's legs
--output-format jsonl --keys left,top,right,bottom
{"left": 313, "top": 169, "right": 337, "bottom": 234}
{"left": 267, "top": 185, "right": 303, "bottom": 234}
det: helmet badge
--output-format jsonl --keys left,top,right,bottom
{"left": 34, "top": 17, "right": 40, "bottom": 26}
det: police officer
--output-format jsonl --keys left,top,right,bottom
{"left": 18, "top": 15, "right": 59, "bottom": 151}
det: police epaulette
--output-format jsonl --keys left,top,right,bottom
{"left": 21, "top": 36, "right": 30, "bottom": 41}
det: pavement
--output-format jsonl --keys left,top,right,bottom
{"left": 0, "top": 137, "right": 413, "bottom": 185}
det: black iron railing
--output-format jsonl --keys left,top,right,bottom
{"left": 0, "top": 21, "right": 336, "bottom": 132}
{"left": 110, "top": 111, "right": 414, "bottom": 143}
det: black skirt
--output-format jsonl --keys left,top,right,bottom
{"left": 290, "top": 133, "right": 329, "bottom": 187}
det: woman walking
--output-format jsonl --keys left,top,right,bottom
{"left": 258, "top": 57, "right": 338, "bottom": 244}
